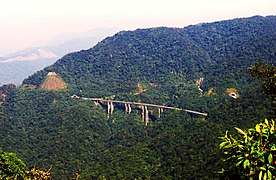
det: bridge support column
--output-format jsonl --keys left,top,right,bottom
{"left": 141, "top": 106, "right": 145, "bottom": 123}
{"left": 107, "top": 102, "right": 114, "bottom": 117}
{"left": 144, "top": 106, "right": 149, "bottom": 126}
{"left": 124, "top": 104, "right": 132, "bottom": 114}
{"left": 125, "top": 104, "right": 127, "bottom": 113}
{"left": 158, "top": 108, "right": 163, "bottom": 118}
{"left": 141, "top": 106, "right": 149, "bottom": 126}
{"left": 128, "top": 104, "right": 131, "bottom": 114}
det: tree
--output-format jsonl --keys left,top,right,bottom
{"left": 0, "top": 148, "right": 27, "bottom": 179}
{"left": 0, "top": 148, "right": 52, "bottom": 180}
{"left": 219, "top": 119, "right": 276, "bottom": 179}
{"left": 249, "top": 62, "right": 276, "bottom": 101}
{"left": 219, "top": 63, "right": 276, "bottom": 179}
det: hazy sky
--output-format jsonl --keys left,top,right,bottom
{"left": 0, "top": 0, "right": 275, "bottom": 56}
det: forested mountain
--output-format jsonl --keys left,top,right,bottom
{"left": 0, "top": 16, "right": 276, "bottom": 179}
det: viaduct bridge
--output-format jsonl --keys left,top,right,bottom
{"left": 71, "top": 94, "right": 207, "bottom": 126}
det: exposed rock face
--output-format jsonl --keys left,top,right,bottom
{"left": 40, "top": 72, "right": 67, "bottom": 91}
{"left": 149, "top": 83, "right": 157, "bottom": 87}
{"left": 206, "top": 87, "right": 215, "bottom": 96}
{"left": 196, "top": 77, "right": 204, "bottom": 94}
{"left": 226, "top": 88, "right": 240, "bottom": 99}
{"left": 0, "top": 93, "right": 6, "bottom": 106}
{"left": 134, "top": 83, "right": 147, "bottom": 95}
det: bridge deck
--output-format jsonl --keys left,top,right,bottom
{"left": 72, "top": 95, "right": 208, "bottom": 116}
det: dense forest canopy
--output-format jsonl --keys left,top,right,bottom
{"left": 1, "top": 16, "right": 276, "bottom": 179}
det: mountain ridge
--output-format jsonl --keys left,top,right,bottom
{"left": 1, "top": 16, "right": 276, "bottom": 179}
{"left": 23, "top": 15, "right": 276, "bottom": 101}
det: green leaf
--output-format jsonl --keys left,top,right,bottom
{"left": 267, "top": 170, "right": 272, "bottom": 180}
{"left": 260, "top": 156, "right": 265, "bottom": 163}
{"left": 272, "top": 120, "right": 275, "bottom": 130}
{"left": 256, "top": 124, "right": 261, "bottom": 133}
{"left": 236, "top": 160, "right": 243, "bottom": 166}
{"left": 262, "top": 133, "right": 268, "bottom": 138}
{"left": 259, "top": 171, "right": 263, "bottom": 180}
{"left": 237, "top": 156, "right": 244, "bottom": 160}
{"left": 243, "top": 159, "right": 250, "bottom": 169}
{"left": 219, "top": 141, "right": 229, "bottom": 149}
{"left": 216, "top": 168, "right": 225, "bottom": 174}
{"left": 235, "top": 127, "right": 246, "bottom": 136}
{"left": 265, "top": 119, "right": 269, "bottom": 126}
{"left": 238, "top": 145, "right": 244, "bottom": 149}
{"left": 268, "top": 154, "right": 273, "bottom": 164}
{"left": 264, "top": 172, "right": 267, "bottom": 180}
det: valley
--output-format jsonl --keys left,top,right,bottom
{"left": 0, "top": 16, "right": 276, "bottom": 179}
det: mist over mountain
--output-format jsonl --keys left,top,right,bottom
{"left": 35, "top": 27, "right": 120, "bottom": 56}
{"left": 0, "top": 58, "right": 57, "bottom": 86}
{"left": 1, "top": 16, "right": 276, "bottom": 179}
{"left": 0, "top": 28, "right": 119, "bottom": 86}
{"left": 0, "top": 49, "right": 58, "bottom": 63}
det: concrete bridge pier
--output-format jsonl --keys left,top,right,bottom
{"left": 144, "top": 106, "right": 149, "bottom": 126}
{"left": 141, "top": 106, "right": 149, "bottom": 126}
{"left": 71, "top": 95, "right": 208, "bottom": 123}
{"left": 158, "top": 108, "right": 164, "bottom": 118}
{"left": 125, "top": 104, "right": 132, "bottom": 114}
{"left": 107, "top": 102, "right": 114, "bottom": 117}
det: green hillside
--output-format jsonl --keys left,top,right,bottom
{"left": 0, "top": 16, "right": 276, "bottom": 179}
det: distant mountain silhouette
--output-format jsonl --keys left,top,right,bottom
{"left": 0, "top": 28, "right": 119, "bottom": 86}
{"left": 0, "top": 49, "right": 58, "bottom": 63}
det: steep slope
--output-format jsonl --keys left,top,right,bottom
{"left": 23, "top": 27, "right": 209, "bottom": 99}
{"left": 40, "top": 72, "right": 67, "bottom": 91}
{"left": 24, "top": 16, "right": 276, "bottom": 98}
{"left": 0, "top": 16, "right": 275, "bottom": 179}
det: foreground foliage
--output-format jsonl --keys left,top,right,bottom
{"left": 0, "top": 148, "right": 52, "bottom": 180}
{"left": 250, "top": 63, "right": 276, "bottom": 101}
{"left": 220, "top": 63, "right": 276, "bottom": 179}
{"left": 220, "top": 119, "right": 276, "bottom": 179}
{"left": 0, "top": 148, "right": 27, "bottom": 179}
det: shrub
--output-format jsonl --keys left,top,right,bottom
{"left": 220, "top": 119, "right": 276, "bottom": 179}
